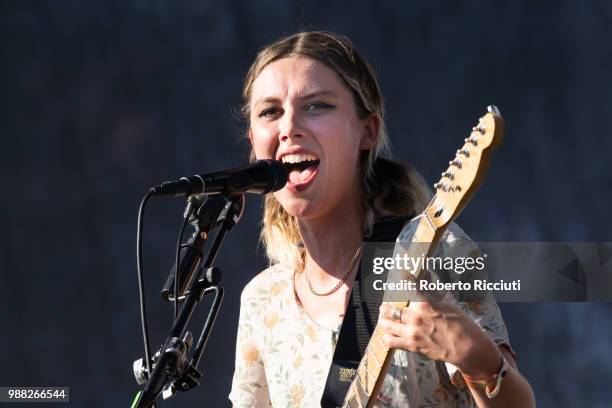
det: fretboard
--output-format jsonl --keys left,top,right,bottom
{"left": 342, "top": 215, "right": 443, "bottom": 408}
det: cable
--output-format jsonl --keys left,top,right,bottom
{"left": 136, "top": 189, "right": 156, "bottom": 378}
{"left": 174, "top": 215, "right": 189, "bottom": 319}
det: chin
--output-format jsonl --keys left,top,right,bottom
{"left": 279, "top": 199, "right": 314, "bottom": 219}
{"left": 274, "top": 191, "right": 319, "bottom": 220}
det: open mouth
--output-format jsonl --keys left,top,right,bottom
{"left": 281, "top": 153, "right": 320, "bottom": 188}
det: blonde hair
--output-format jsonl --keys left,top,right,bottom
{"left": 242, "top": 31, "right": 432, "bottom": 269}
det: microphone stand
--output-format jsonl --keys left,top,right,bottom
{"left": 132, "top": 194, "right": 244, "bottom": 408}
{"left": 160, "top": 195, "right": 228, "bottom": 303}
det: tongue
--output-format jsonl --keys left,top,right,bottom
{"left": 288, "top": 166, "right": 316, "bottom": 184}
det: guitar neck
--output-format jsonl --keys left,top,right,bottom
{"left": 340, "top": 107, "right": 503, "bottom": 407}
{"left": 342, "top": 215, "right": 443, "bottom": 408}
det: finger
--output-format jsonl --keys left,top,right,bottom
{"left": 379, "top": 318, "right": 425, "bottom": 345}
{"left": 408, "top": 301, "right": 445, "bottom": 322}
{"left": 379, "top": 303, "right": 408, "bottom": 322}
{"left": 409, "top": 300, "right": 432, "bottom": 313}
{"left": 411, "top": 299, "right": 458, "bottom": 322}
{"left": 382, "top": 331, "right": 423, "bottom": 351}
{"left": 382, "top": 332, "right": 405, "bottom": 349}
{"left": 378, "top": 316, "right": 406, "bottom": 337}
{"left": 379, "top": 303, "right": 394, "bottom": 319}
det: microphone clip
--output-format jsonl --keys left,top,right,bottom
{"left": 133, "top": 331, "right": 203, "bottom": 400}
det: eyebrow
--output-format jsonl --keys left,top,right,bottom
{"left": 253, "top": 90, "right": 338, "bottom": 107}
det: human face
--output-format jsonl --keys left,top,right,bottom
{"left": 248, "top": 56, "right": 376, "bottom": 220}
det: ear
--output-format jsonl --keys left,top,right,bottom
{"left": 359, "top": 114, "right": 380, "bottom": 150}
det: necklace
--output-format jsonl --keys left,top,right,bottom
{"left": 304, "top": 245, "right": 362, "bottom": 296}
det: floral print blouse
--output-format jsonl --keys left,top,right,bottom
{"left": 229, "top": 219, "right": 514, "bottom": 407}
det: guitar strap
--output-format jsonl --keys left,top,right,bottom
{"left": 321, "top": 215, "right": 413, "bottom": 408}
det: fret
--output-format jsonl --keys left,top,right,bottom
{"left": 414, "top": 216, "right": 436, "bottom": 243}
{"left": 372, "top": 331, "right": 388, "bottom": 354}
{"left": 355, "top": 371, "right": 369, "bottom": 396}
{"left": 343, "top": 371, "right": 369, "bottom": 407}
{"left": 353, "top": 394, "right": 364, "bottom": 408}
{"left": 356, "top": 364, "right": 368, "bottom": 393}
{"left": 354, "top": 374, "right": 368, "bottom": 406}
{"left": 367, "top": 336, "right": 380, "bottom": 355}
{"left": 363, "top": 364, "right": 377, "bottom": 389}
{"left": 365, "top": 344, "right": 383, "bottom": 369}
{"left": 347, "top": 391, "right": 364, "bottom": 408}
{"left": 345, "top": 384, "right": 367, "bottom": 408}
{"left": 358, "top": 361, "right": 378, "bottom": 393}
{"left": 367, "top": 340, "right": 383, "bottom": 361}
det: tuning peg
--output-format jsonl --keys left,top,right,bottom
{"left": 434, "top": 182, "right": 452, "bottom": 191}
{"left": 441, "top": 170, "right": 454, "bottom": 180}
{"left": 472, "top": 126, "right": 485, "bottom": 134}
{"left": 457, "top": 148, "right": 470, "bottom": 157}
{"left": 487, "top": 105, "right": 501, "bottom": 115}
{"left": 449, "top": 158, "right": 462, "bottom": 168}
{"left": 464, "top": 135, "right": 478, "bottom": 145}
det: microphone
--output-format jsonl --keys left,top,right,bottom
{"left": 152, "top": 160, "right": 288, "bottom": 197}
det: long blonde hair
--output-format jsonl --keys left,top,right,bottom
{"left": 242, "top": 31, "right": 432, "bottom": 270}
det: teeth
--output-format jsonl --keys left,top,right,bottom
{"left": 281, "top": 153, "right": 318, "bottom": 164}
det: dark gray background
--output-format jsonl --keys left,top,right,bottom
{"left": 2, "top": 1, "right": 611, "bottom": 407}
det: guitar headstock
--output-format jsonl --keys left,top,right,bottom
{"left": 425, "top": 105, "right": 504, "bottom": 229}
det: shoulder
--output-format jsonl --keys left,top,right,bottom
{"left": 240, "top": 263, "right": 293, "bottom": 303}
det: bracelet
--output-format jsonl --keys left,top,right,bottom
{"left": 461, "top": 356, "right": 509, "bottom": 399}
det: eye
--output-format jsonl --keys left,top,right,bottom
{"left": 305, "top": 102, "right": 334, "bottom": 112}
{"left": 258, "top": 107, "right": 281, "bottom": 118}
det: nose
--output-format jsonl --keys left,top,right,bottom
{"left": 278, "top": 107, "right": 304, "bottom": 143}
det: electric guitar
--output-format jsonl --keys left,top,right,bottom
{"left": 341, "top": 106, "right": 505, "bottom": 407}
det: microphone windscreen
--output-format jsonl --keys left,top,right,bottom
{"left": 262, "top": 160, "right": 288, "bottom": 193}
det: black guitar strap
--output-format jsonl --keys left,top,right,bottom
{"left": 321, "top": 215, "right": 413, "bottom": 408}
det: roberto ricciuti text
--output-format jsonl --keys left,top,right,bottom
{"left": 373, "top": 279, "right": 521, "bottom": 292}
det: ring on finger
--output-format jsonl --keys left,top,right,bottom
{"left": 392, "top": 307, "right": 403, "bottom": 322}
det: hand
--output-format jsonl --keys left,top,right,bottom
{"left": 378, "top": 301, "right": 502, "bottom": 378}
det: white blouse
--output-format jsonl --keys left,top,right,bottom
{"left": 229, "top": 220, "right": 514, "bottom": 407}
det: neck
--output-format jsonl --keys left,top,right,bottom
{"left": 298, "top": 192, "right": 365, "bottom": 280}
